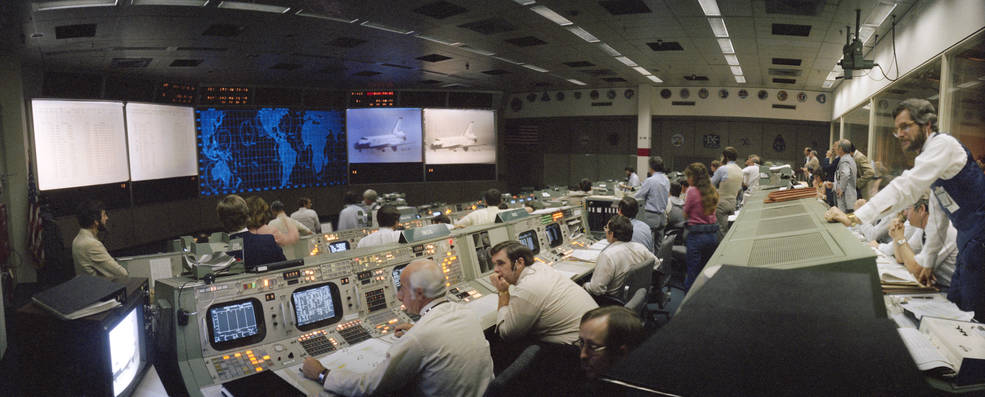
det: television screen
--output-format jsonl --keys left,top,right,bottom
{"left": 518, "top": 230, "right": 540, "bottom": 255}
{"left": 125, "top": 103, "right": 197, "bottom": 181}
{"left": 108, "top": 306, "right": 142, "bottom": 397}
{"left": 197, "top": 108, "right": 346, "bottom": 196}
{"left": 31, "top": 99, "right": 130, "bottom": 191}
{"left": 292, "top": 282, "right": 343, "bottom": 331}
{"left": 545, "top": 223, "right": 563, "bottom": 248}
{"left": 328, "top": 240, "right": 349, "bottom": 253}
{"left": 423, "top": 109, "right": 495, "bottom": 164}
{"left": 346, "top": 108, "right": 422, "bottom": 164}
{"left": 206, "top": 298, "right": 266, "bottom": 350}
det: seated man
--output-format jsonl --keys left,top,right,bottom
{"left": 455, "top": 189, "right": 502, "bottom": 228}
{"left": 337, "top": 191, "right": 369, "bottom": 231}
{"left": 889, "top": 198, "right": 959, "bottom": 287}
{"left": 290, "top": 197, "right": 321, "bottom": 234}
{"left": 665, "top": 181, "right": 686, "bottom": 235}
{"left": 616, "top": 197, "right": 654, "bottom": 253}
{"left": 302, "top": 259, "right": 494, "bottom": 396}
{"left": 72, "top": 200, "right": 128, "bottom": 279}
{"left": 583, "top": 216, "right": 656, "bottom": 299}
{"left": 432, "top": 213, "right": 455, "bottom": 230}
{"left": 490, "top": 241, "right": 598, "bottom": 344}
{"left": 357, "top": 205, "right": 402, "bottom": 248}
{"left": 578, "top": 306, "right": 646, "bottom": 380}
{"left": 268, "top": 200, "right": 312, "bottom": 237}
{"left": 216, "top": 194, "right": 285, "bottom": 269}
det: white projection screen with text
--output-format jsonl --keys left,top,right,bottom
{"left": 125, "top": 103, "right": 197, "bottom": 181}
{"left": 32, "top": 99, "right": 130, "bottom": 191}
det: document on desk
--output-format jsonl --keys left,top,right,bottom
{"left": 897, "top": 328, "right": 955, "bottom": 372}
{"left": 466, "top": 294, "right": 499, "bottom": 319}
{"left": 877, "top": 262, "right": 918, "bottom": 283}
{"left": 318, "top": 338, "right": 391, "bottom": 374}
{"left": 901, "top": 299, "right": 975, "bottom": 322}
{"left": 589, "top": 240, "right": 610, "bottom": 250}
{"left": 570, "top": 249, "right": 601, "bottom": 262}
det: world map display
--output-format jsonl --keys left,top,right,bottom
{"left": 197, "top": 108, "right": 346, "bottom": 196}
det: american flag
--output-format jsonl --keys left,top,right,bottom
{"left": 27, "top": 163, "right": 44, "bottom": 266}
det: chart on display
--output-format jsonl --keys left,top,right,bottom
{"left": 31, "top": 99, "right": 130, "bottom": 191}
{"left": 196, "top": 108, "right": 346, "bottom": 196}
{"left": 346, "top": 108, "right": 423, "bottom": 164}
{"left": 125, "top": 103, "right": 197, "bottom": 181}
{"left": 423, "top": 109, "right": 496, "bottom": 164}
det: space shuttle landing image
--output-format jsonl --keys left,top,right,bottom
{"left": 347, "top": 108, "right": 423, "bottom": 164}
{"left": 423, "top": 109, "right": 496, "bottom": 164}
{"left": 355, "top": 118, "right": 409, "bottom": 152}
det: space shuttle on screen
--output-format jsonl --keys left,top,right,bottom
{"left": 429, "top": 121, "right": 479, "bottom": 151}
{"left": 354, "top": 117, "right": 408, "bottom": 152}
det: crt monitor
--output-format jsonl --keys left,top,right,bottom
{"left": 518, "top": 230, "right": 540, "bottom": 255}
{"left": 329, "top": 240, "right": 350, "bottom": 253}
{"left": 206, "top": 298, "right": 267, "bottom": 351}
{"left": 109, "top": 306, "right": 143, "bottom": 396}
{"left": 292, "top": 282, "right": 344, "bottom": 331}
{"left": 545, "top": 223, "right": 563, "bottom": 248}
{"left": 392, "top": 263, "right": 409, "bottom": 291}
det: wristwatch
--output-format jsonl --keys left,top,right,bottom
{"left": 847, "top": 213, "right": 860, "bottom": 225}
{"left": 895, "top": 239, "right": 907, "bottom": 246}
{"left": 498, "top": 290, "right": 510, "bottom": 297}
{"left": 317, "top": 369, "right": 329, "bottom": 384}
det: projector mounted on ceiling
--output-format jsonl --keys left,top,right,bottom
{"left": 838, "top": 9, "right": 876, "bottom": 79}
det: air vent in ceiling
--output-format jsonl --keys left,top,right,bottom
{"left": 764, "top": 0, "right": 825, "bottom": 16}
{"left": 772, "top": 23, "right": 811, "bottom": 37}
{"left": 768, "top": 69, "right": 802, "bottom": 77}
{"left": 112, "top": 46, "right": 167, "bottom": 51}
{"left": 684, "top": 75, "right": 709, "bottom": 81}
{"left": 417, "top": 54, "right": 452, "bottom": 62}
{"left": 481, "top": 69, "right": 510, "bottom": 75}
{"left": 773, "top": 78, "right": 796, "bottom": 84}
{"left": 176, "top": 47, "right": 228, "bottom": 52}
{"left": 202, "top": 24, "right": 244, "bottom": 37}
{"left": 111, "top": 58, "right": 151, "bottom": 68}
{"left": 599, "top": 0, "right": 651, "bottom": 15}
{"left": 580, "top": 69, "right": 616, "bottom": 76}
{"left": 505, "top": 36, "right": 547, "bottom": 47}
{"left": 563, "top": 61, "right": 595, "bottom": 67}
{"left": 328, "top": 37, "right": 367, "bottom": 48}
{"left": 270, "top": 63, "right": 302, "bottom": 71}
{"left": 772, "top": 57, "right": 802, "bottom": 66}
{"left": 353, "top": 71, "right": 381, "bottom": 77}
{"left": 458, "top": 17, "right": 517, "bottom": 35}
{"left": 382, "top": 63, "right": 413, "bottom": 69}
{"left": 413, "top": 1, "right": 468, "bottom": 19}
{"left": 55, "top": 24, "right": 96, "bottom": 39}
{"left": 603, "top": 77, "right": 627, "bottom": 82}
{"left": 647, "top": 41, "right": 683, "bottom": 51}
{"left": 420, "top": 79, "right": 442, "bottom": 84}
{"left": 169, "top": 59, "right": 202, "bottom": 67}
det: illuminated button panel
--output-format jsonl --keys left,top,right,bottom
{"left": 448, "top": 287, "right": 483, "bottom": 302}
{"left": 337, "top": 320, "right": 373, "bottom": 345}
{"left": 210, "top": 349, "right": 271, "bottom": 381}
{"left": 297, "top": 329, "right": 339, "bottom": 357}
{"left": 439, "top": 249, "right": 465, "bottom": 286}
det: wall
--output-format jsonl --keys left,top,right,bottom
{"left": 833, "top": 0, "right": 985, "bottom": 118}
{"left": 504, "top": 88, "right": 638, "bottom": 119}
{"left": 1, "top": 55, "right": 35, "bottom": 283}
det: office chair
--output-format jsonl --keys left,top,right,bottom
{"left": 483, "top": 344, "right": 542, "bottom": 397}
{"left": 624, "top": 287, "right": 648, "bottom": 321}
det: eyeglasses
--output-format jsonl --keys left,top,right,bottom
{"left": 575, "top": 337, "right": 607, "bottom": 354}
{"left": 894, "top": 121, "right": 917, "bottom": 136}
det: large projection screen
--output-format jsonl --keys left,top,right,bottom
{"left": 346, "top": 108, "right": 422, "bottom": 164}
{"left": 424, "top": 109, "right": 495, "bottom": 164}
{"left": 125, "top": 103, "right": 197, "bottom": 181}
{"left": 32, "top": 99, "right": 130, "bottom": 191}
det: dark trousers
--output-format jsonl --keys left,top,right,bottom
{"left": 947, "top": 237, "right": 985, "bottom": 322}
{"left": 683, "top": 224, "right": 719, "bottom": 293}
{"left": 642, "top": 210, "right": 667, "bottom": 245}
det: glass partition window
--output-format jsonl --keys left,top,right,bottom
{"left": 947, "top": 31, "right": 985, "bottom": 165}
{"left": 871, "top": 59, "right": 941, "bottom": 179}
{"left": 842, "top": 103, "right": 870, "bottom": 158}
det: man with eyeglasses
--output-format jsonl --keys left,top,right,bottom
{"left": 826, "top": 98, "right": 985, "bottom": 322}
{"left": 578, "top": 306, "right": 645, "bottom": 380}
{"left": 583, "top": 215, "right": 656, "bottom": 299}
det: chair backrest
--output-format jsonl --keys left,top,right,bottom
{"left": 656, "top": 233, "right": 676, "bottom": 263}
{"left": 483, "top": 344, "right": 542, "bottom": 397}
{"left": 622, "top": 256, "right": 655, "bottom": 302}
{"left": 624, "top": 287, "right": 648, "bottom": 319}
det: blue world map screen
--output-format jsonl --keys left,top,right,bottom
{"left": 197, "top": 108, "right": 346, "bottom": 196}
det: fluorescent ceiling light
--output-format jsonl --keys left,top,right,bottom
{"left": 717, "top": 38, "right": 734, "bottom": 54}
{"left": 415, "top": 34, "right": 462, "bottom": 46}
{"left": 567, "top": 26, "right": 600, "bottom": 43}
{"left": 734, "top": 75, "right": 746, "bottom": 83}
{"left": 821, "top": 80, "right": 834, "bottom": 88}
{"left": 522, "top": 64, "right": 549, "bottom": 72}
{"left": 530, "top": 5, "right": 573, "bottom": 26}
{"left": 858, "top": 25, "right": 876, "bottom": 43}
{"left": 632, "top": 66, "right": 651, "bottom": 76}
{"left": 865, "top": 1, "right": 898, "bottom": 27}
{"left": 492, "top": 56, "right": 523, "bottom": 65}
{"left": 295, "top": 11, "right": 358, "bottom": 23}
{"left": 730, "top": 66, "right": 743, "bottom": 75}
{"left": 360, "top": 21, "right": 414, "bottom": 35}
{"left": 512, "top": 0, "right": 536, "bottom": 5}
{"left": 614, "top": 56, "right": 638, "bottom": 67}
{"left": 132, "top": 0, "right": 207, "bottom": 6}
{"left": 218, "top": 1, "right": 290, "bottom": 13}
{"left": 826, "top": 71, "right": 840, "bottom": 80}
{"left": 567, "top": 79, "right": 587, "bottom": 86}
{"left": 708, "top": 17, "right": 729, "bottom": 38}
{"left": 646, "top": 75, "right": 663, "bottom": 83}
{"left": 724, "top": 54, "right": 739, "bottom": 66}
{"left": 35, "top": 0, "right": 117, "bottom": 11}
{"left": 599, "top": 43, "right": 621, "bottom": 57}
{"left": 459, "top": 46, "right": 495, "bottom": 56}
{"left": 698, "top": 0, "right": 721, "bottom": 16}
{"left": 957, "top": 80, "right": 982, "bottom": 89}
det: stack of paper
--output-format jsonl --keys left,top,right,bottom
{"left": 897, "top": 328, "right": 956, "bottom": 372}
{"left": 569, "top": 249, "right": 601, "bottom": 262}
{"left": 901, "top": 299, "right": 975, "bottom": 322}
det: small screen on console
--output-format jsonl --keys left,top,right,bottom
{"left": 292, "top": 282, "right": 343, "bottom": 331}
{"left": 545, "top": 223, "right": 563, "bottom": 248}
{"left": 206, "top": 298, "right": 266, "bottom": 350}
{"left": 329, "top": 240, "right": 350, "bottom": 253}
{"left": 518, "top": 230, "right": 540, "bottom": 255}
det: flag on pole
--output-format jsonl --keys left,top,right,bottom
{"left": 27, "top": 162, "right": 44, "bottom": 267}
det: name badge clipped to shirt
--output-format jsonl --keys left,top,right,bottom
{"left": 933, "top": 186, "right": 960, "bottom": 213}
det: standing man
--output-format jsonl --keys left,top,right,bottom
{"left": 845, "top": 140, "right": 876, "bottom": 200}
{"left": 357, "top": 205, "right": 402, "bottom": 248}
{"left": 710, "top": 147, "right": 742, "bottom": 241}
{"left": 635, "top": 156, "right": 670, "bottom": 243}
{"left": 826, "top": 98, "right": 985, "bottom": 321}
{"left": 741, "top": 154, "right": 761, "bottom": 191}
{"left": 72, "top": 201, "right": 127, "bottom": 279}
{"left": 338, "top": 191, "right": 369, "bottom": 231}
{"left": 290, "top": 197, "right": 321, "bottom": 234}
{"left": 455, "top": 189, "right": 502, "bottom": 228}
{"left": 302, "top": 259, "right": 494, "bottom": 396}
{"left": 269, "top": 200, "right": 313, "bottom": 236}
{"left": 620, "top": 167, "right": 641, "bottom": 190}
{"left": 832, "top": 140, "right": 858, "bottom": 212}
